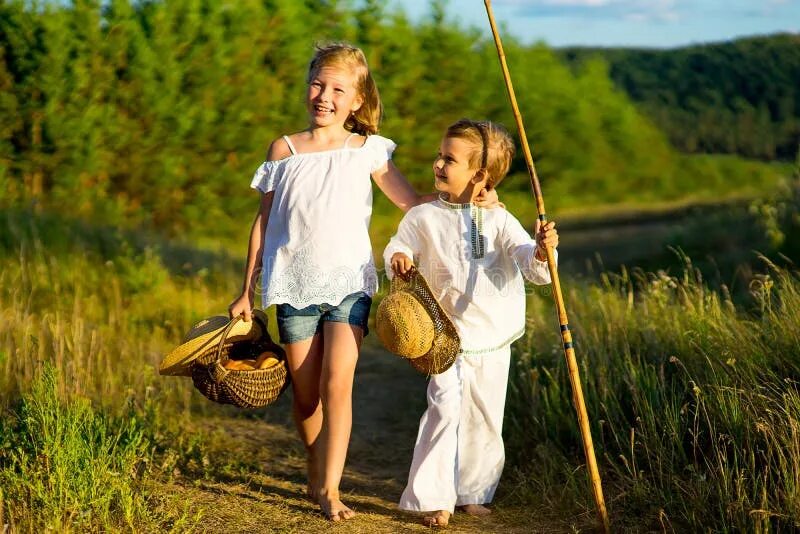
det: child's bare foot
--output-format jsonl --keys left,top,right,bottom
{"left": 317, "top": 490, "right": 355, "bottom": 522}
{"left": 422, "top": 510, "right": 451, "bottom": 527}
{"left": 458, "top": 503, "right": 491, "bottom": 516}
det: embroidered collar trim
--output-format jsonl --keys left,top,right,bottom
{"left": 437, "top": 193, "right": 473, "bottom": 210}
{"left": 437, "top": 194, "right": 485, "bottom": 259}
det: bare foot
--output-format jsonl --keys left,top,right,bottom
{"left": 305, "top": 455, "right": 320, "bottom": 501}
{"left": 422, "top": 510, "right": 451, "bottom": 527}
{"left": 458, "top": 504, "right": 491, "bottom": 516}
{"left": 318, "top": 491, "right": 355, "bottom": 522}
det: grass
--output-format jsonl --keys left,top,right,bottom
{"left": 505, "top": 258, "right": 800, "bottom": 531}
{"left": 0, "top": 168, "right": 798, "bottom": 530}
{"left": 0, "top": 366, "right": 157, "bottom": 531}
{"left": 0, "top": 210, "right": 237, "bottom": 530}
{"left": 0, "top": 207, "right": 242, "bottom": 410}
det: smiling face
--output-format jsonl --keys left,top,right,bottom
{"left": 306, "top": 66, "right": 364, "bottom": 130}
{"left": 433, "top": 136, "right": 487, "bottom": 203}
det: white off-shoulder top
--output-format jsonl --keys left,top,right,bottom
{"left": 250, "top": 133, "right": 396, "bottom": 309}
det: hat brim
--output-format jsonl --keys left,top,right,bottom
{"left": 159, "top": 310, "right": 268, "bottom": 376}
{"left": 390, "top": 270, "right": 460, "bottom": 375}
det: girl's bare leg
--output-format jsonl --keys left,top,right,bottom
{"left": 284, "top": 334, "right": 325, "bottom": 499}
{"left": 316, "top": 321, "right": 362, "bottom": 521}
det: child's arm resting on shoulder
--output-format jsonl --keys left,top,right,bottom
{"left": 372, "top": 161, "right": 504, "bottom": 211}
{"left": 372, "top": 160, "right": 426, "bottom": 212}
{"left": 383, "top": 213, "right": 421, "bottom": 279}
{"left": 502, "top": 214, "right": 559, "bottom": 284}
{"left": 475, "top": 188, "right": 503, "bottom": 209}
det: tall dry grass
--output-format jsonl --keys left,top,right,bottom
{"left": 506, "top": 257, "right": 800, "bottom": 531}
{"left": 0, "top": 212, "right": 238, "bottom": 530}
{"left": 0, "top": 212, "right": 238, "bottom": 409}
{"left": 3, "top": 200, "right": 800, "bottom": 530}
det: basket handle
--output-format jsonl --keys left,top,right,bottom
{"left": 213, "top": 312, "right": 271, "bottom": 364}
{"left": 213, "top": 315, "right": 242, "bottom": 364}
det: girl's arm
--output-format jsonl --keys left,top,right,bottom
{"left": 228, "top": 138, "right": 289, "bottom": 320}
{"left": 372, "top": 161, "right": 501, "bottom": 212}
{"left": 372, "top": 160, "right": 424, "bottom": 212}
{"left": 228, "top": 191, "right": 274, "bottom": 321}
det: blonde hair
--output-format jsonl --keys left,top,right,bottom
{"left": 307, "top": 42, "right": 382, "bottom": 136}
{"left": 445, "top": 119, "right": 515, "bottom": 189}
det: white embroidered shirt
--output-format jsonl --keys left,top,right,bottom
{"left": 383, "top": 197, "right": 555, "bottom": 354}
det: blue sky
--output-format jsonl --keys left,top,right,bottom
{"left": 385, "top": 0, "right": 800, "bottom": 48}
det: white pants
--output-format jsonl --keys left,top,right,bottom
{"left": 399, "top": 346, "right": 511, "bottom": 513}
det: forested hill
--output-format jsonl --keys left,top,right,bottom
{"left": 0, "top": 1, "right": 787, "bottom": 240}
{"left": 559, "top": 34, "right": 800, "bottom": 160}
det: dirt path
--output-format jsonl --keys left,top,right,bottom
{"left": 161, "top": 341, "right": 580, "bottom": 533}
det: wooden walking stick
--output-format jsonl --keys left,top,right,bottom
{"left": 482, "top": 2, "right": 610, "bottom": 532}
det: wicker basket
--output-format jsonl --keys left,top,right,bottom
{"left": 190, "top": 314, "right": 290, "bottom": 409}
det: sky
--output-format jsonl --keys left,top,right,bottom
{"left": 385, "top": 0, "right": 800, "bottom": 48}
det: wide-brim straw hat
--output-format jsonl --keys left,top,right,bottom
{"left": 376, "top": 267, "right": 460, "bottom": 375}
{"left": 159, "top": 310, "right": 268, "bottom": 377}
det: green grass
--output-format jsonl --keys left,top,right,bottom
{"left": 0, "top": 366, "right": 156, "bottom": 530}
{"left": 0, "top": 211, "right": 238, "bottom": 530}
{"left": 0, "top": 167, "right": 798, "bottom": 530}
{"left": 505, "top": 258, "right": 800, "bottom": 531}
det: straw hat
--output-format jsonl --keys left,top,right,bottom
{"left": 159, "top": 310, "right": 269, "bottom": 376}
{"left": 376, "top": 268, "right": 460, "bottom": 375}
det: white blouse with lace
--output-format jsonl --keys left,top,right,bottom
{"left": 250, "top": 133, "right": 396, "bottom": 309}
{"left": 383, "top": 196, "right": 555, "bottom": 354}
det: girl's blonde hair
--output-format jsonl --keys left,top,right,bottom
{"left": 307, "top": 43, "right": 382, "bottom": 136}
{"left": 445, "top": 119, "right": 515, "bottom": 189}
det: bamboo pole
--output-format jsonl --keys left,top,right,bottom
{"left": 482, "top": 2, "right": 610, "bottom": 532}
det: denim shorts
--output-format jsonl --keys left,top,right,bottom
{"left": 275, "top": 292, "right": 372, "bottom": 344}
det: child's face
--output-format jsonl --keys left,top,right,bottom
{"left": 433, "top": 136, "right": 486, "bottom": 203}
{"left": 306, "top": 66, "right": 363, "bottom": 129}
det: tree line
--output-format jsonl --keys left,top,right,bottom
{"left": 560, "top": 34, "right": 800, "bottom": 161}
{"left": 0, "top": 0, "right": 783, "bottom": 239}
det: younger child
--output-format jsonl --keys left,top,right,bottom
{"left": 384, "top": 119, "right": 559, "bottom": 527}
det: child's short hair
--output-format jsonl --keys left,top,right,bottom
{"left": 445, "top": 119, "right": 515, "bottom": 189}
{"left": 307, "top": 42, "right": 382, "bottom": 136}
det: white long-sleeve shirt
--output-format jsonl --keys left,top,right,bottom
{"left": 383, "top": 196, "right": 554, "bottom": 354}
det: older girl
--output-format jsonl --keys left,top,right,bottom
{"left": 228, "top": 44, "right": 497, "bottom": 521}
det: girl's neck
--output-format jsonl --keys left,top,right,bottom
{"left": 305, "top": 124, "right": 351, "bottom": 144}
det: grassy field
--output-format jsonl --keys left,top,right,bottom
{"left": 506, "top": 258, "right": 800, "bottom": 532}
{"left": 1, "top": 171, "right": 799, "bottom": 531}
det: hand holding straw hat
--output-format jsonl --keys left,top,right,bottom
{"left": 376, "top": 267, "right": 460, "bottom": 375}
